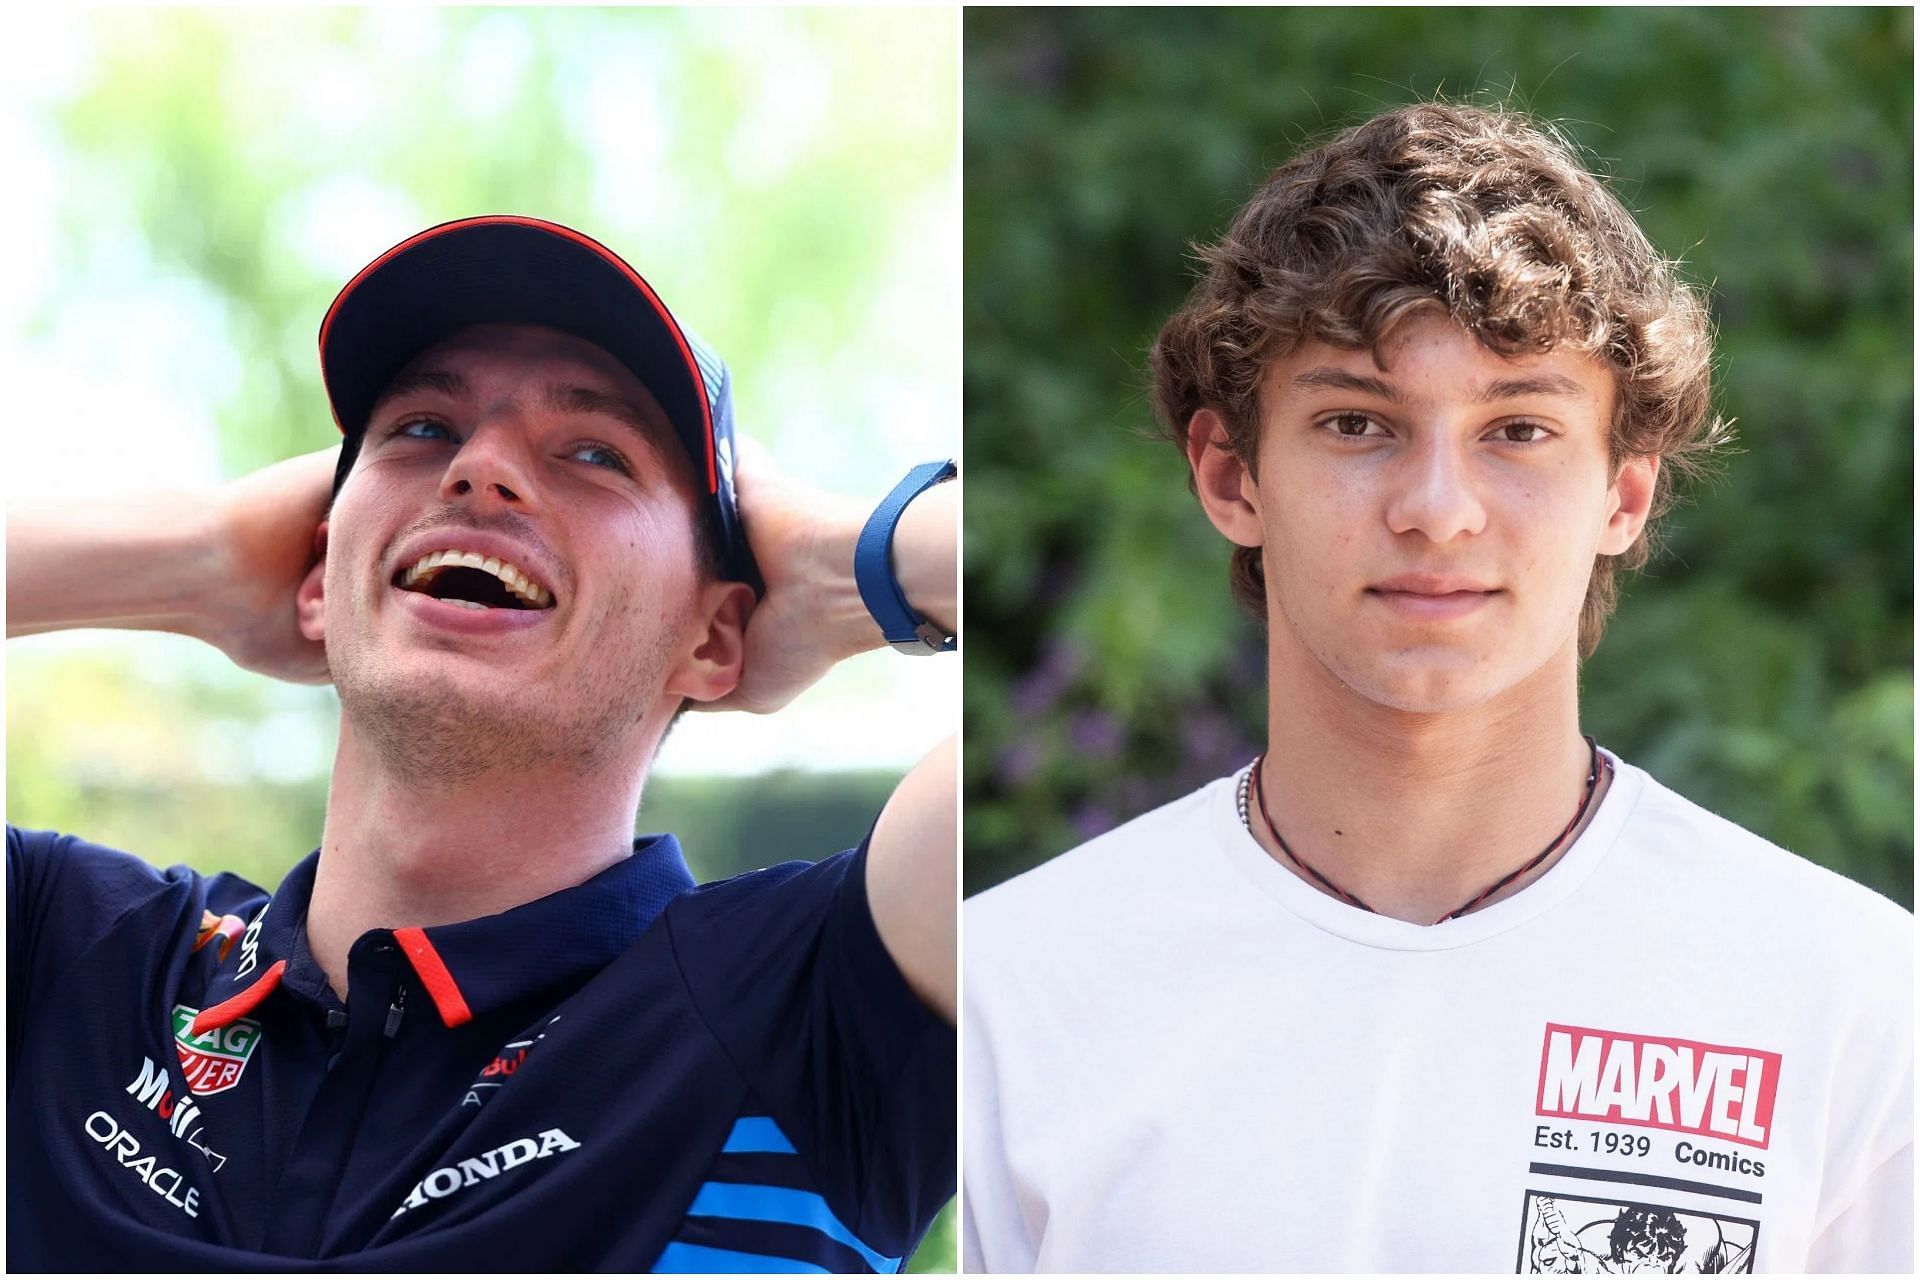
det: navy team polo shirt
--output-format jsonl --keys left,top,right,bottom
{"left": 7, "top": 825, "right": 954, "bottom": 1270}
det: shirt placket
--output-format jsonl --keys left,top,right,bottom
{"left": 263, "top": 932, "right": 411, "bottom": 1256}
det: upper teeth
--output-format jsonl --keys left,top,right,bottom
{"left": 400, "top": 549, "right": 553, "bottom": 608}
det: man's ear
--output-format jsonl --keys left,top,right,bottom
{"left": 665, "top": 580, "right": 754, "bottom": 704}
{"left": 1599, "top": 455, "right": 1660, "bottom": 556}
{"left": 295, "top": 521, "right": 329, "bottom": 643}
{"left": 1186, "top": 408, "right": 1265, "bottom": 548}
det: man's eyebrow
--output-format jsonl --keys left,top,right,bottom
{"left": 1472, "top": 373, "right": 1589, "bottom": 402}
{"left": 370, "top": 367, "right": 469, "bottom": 416}
{"left": 1290, "top": 367, "right": 1402, "bottom": 401}
{"left": 542, "top": 383, "right": 671, "bottom": 451}
{"left": 1288, "top": 367, "right": 1590, "bottom": 403}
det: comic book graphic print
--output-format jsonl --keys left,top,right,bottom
{"left": 1518, "top": 1190, "right": 1756, "bottom": 1274}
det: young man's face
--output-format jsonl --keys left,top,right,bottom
{"left": 1193, "top": 312, "right": 1656, "bottom": 715}
{"left": 302, "top": 322, "right": 746, "bottom": 776}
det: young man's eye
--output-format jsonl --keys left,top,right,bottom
{"left": 1326, "top": 413, "right": 1386, "bottom": 438}
{"left": 567, "top": 442, "right": 632, "bottom": 474}
{"left": 1496, "top": 422, "right": 1550, "bottom": 444}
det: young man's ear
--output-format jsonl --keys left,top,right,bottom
{"left": 665, "top": 580, "right": 755, "bottom": 704}
{"left": 1186, "top": 408, "right": 1266, "bottom": 548}
{"left": 1598, "top": 455, "right": 1661, "bottom": 556}
{"left": 295, "top": 521, "right": 329, "bottom": 643}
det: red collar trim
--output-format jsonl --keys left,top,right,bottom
{"left": 393, "top": 927, "right": 474, "bottom": 1028}
{"left": 190, "top": 960, "right": 287, "bottom": 1035}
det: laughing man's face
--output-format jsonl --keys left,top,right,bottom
{"left": 304, "top": 322, "right": 743, "bottom": 779}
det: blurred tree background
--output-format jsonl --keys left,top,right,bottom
{"left": 4, "top": 7, "right": 955, "bottom": 1268}
{"left": 964, "top": 7, "right": 1912, "bottom": 911}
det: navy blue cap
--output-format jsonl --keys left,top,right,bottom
{"left": 318, "top": 216, "right": 759, "bottom": 590}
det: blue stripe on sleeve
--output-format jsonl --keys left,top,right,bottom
{"left": 653, "top": 1241, "right": 830, "bottom": 1273}
{"left": 687, "top": 1183, "right": 902, "bottom": 1273}
{"left": 721, "top": 1116, "right": 798, "bottom": 1154}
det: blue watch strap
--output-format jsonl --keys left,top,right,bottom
{"left": 855, "top": 460, "right": 956, "bottom": 654}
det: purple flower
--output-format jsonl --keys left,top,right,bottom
{"left": 1070, "top": 804, "right": 1116, "bottom": 842}
{"left": 1181, "top": 710, "right": 1256, "bottom": 773}
{"left": 996, "top": 741, "right": 1044, "bottom": 789}
{"left": 1068, "top": 711, "right": 1126, "bottom": 758}
{"left": 1010, "top": 641, "right": 1087, "bottom": 719}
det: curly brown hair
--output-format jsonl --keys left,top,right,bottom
{"left": 1149, "top": 100, "right": 1730, "bottom": 658}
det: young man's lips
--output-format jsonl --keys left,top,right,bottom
{"left": 1366, "top": 585, "right": 1502, "bottom": 620}
{"left": 392, "top": 586, "right": 555, "bottom": 635}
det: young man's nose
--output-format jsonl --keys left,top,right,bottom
{"left": 1383, "top": 435, "right": 1488, "bottom": 543}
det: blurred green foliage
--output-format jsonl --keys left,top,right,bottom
{"left": 8, "top": 8, "right": 955, "bottom": 1268}
{"left": 36, "top": 6, "right": 955, "bottom": 480}
{"left": 963, "top": 7, "right": 1913, "bottom": 909}
{"left": 908, "top": 1203, "right": 955, "bottom": 1275}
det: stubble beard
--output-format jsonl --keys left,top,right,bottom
{"left": 330, "top": 594, "right": 682, "bottom": 791}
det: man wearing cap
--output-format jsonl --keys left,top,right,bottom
{"left": 7, "top": 217, "right": 957, "bottom": 1271}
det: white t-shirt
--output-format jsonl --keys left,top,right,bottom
{"left": 964, "top": 753, "right": 1913, "bottom": 1273}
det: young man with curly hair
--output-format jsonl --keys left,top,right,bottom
{"left": 964, "top": 103, "right": 1911, "bottom": 1273}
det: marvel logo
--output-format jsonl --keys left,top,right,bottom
{"left": 1535, "top": 1023, "right": 1782, "bottom": 1149}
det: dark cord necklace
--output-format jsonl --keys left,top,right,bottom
{"left": 1240, "top": 736, "right": 1606, "bottom": 925}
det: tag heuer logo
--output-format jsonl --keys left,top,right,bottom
{"left": 170, "top": 1005, "right": 262, "bottom": 1096}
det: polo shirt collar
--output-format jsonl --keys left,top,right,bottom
{"left": 193, "top": 835, "right": 696, "bottom": 1035}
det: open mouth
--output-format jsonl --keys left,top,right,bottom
{"left": 395, "top": 550, "right": 555, "bottom": 611}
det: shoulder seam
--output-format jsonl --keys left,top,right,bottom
{"left": 658, "top": 901, "right": 851, "bottom": 1221}
{"left": 852, "top": 1015, "right": 948, "bottom": 1244}
{"left": 25, "top": 842, "right": 198, "bottom": 1017}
